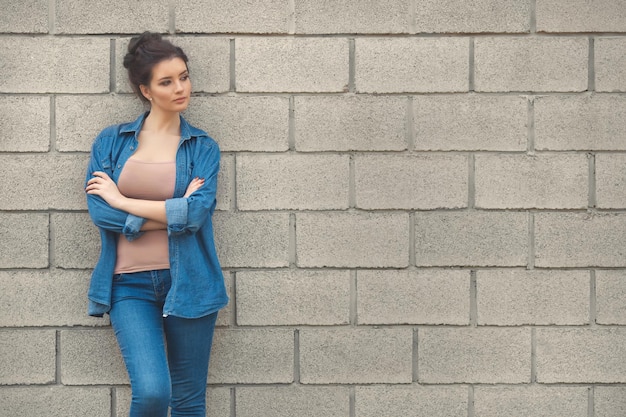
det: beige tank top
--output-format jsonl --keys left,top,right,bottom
{"left": 114, "top": 159, "right": 176, "bottom": 274}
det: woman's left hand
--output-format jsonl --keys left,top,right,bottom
{"left": 86, "top": 171, "right": 126, "bottom": 209}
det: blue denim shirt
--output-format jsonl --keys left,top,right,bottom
{"left": 85, "top": 112, "right": 228, "bottom": 318}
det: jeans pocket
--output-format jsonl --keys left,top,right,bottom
{"left": 113, "top": 273, "right": 123, "bottom": 282}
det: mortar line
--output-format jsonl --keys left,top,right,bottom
{"left": 409, "top": 212, "right": 416, "bottom": 267}
{"left": 349, "top": 154, "right": 356, "bottom": 208}
{"left": 588, "top": 36, "right": 595, "bottom": 92}
{"left": 349, "top": 386, "right": 356, "bottom": 417}
{"left": 470, "top": 270, "right": 477, "bottom": 326}
{"left": 55, "top": 330, "right": 61, "bottom": 384}
{"left": 49, "top": 95, "right": 56, "bottom": 152}
{"left": 288, "top": 96, "right": 296, "bottom": 151}
{"left": 48, "top": 0, "right": 55, "bottom": 34}
{"left": 588, "top": 153, "right": 596, "bottom": 209}
{"left": 289, "top": 213, "right": 297, "bottom": 267}
{"left": 588, "top": 385, "right": 594, "bottom": 417}
{"left": 412, "top": 327, "right": 419, "bottom": 382}
{"left": 350, "top": 270, "right": 357, "bottom": 325}
{"left": 469, "top": 38, "right": 475, "bottom": 92}
{"left": 168, "top": 0, "right": 176, "bottom": 34}
{"left": 528, "top": 212, "right": 535, "bottom": 269}
{"left": 530, "top": 0, "right": 537, "bottom": 34}
{"left": 110, "top": 387, "right": 117, "bottom": 417}
{"left": 527, "top": 96, "right": 535, "bottom": 155}
{"left": 406, "top": 96, "right": 415, "bottom": 151}
{"left": 288, "top": 0, "right": 296, "bottom": 34}
{"left": 294, "top": 329, "right": 301, "bottom": 383}
{"left": 531, "top": 327, "right": 537, "bottom": 383}
{"left": 468, "top": 385, "right": 475, "bottom": 417}
{"left": 348, "top": 38, "right": 356, "bottom": 93}
{"left": 109, "top": 39, "right": 116, "bottom": 93}
{"left": 230, "top": 39, "right": 236, "bottom": 92}
{"left": 230, "top": 387, "right": 236, "bottom": 417}
{"left": 590, "top": 270, "right": 597, "bottom": 327}
{"left": 48, "top": 211, "right": 54, "bottom": 270}
{"left": 468, "top": 154, "right": 475, "bottom": 209}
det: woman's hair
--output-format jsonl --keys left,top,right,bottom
{"left": 123, "top": 32, "right": 189, "bottom": 103}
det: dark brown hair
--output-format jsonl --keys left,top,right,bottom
{"left": 123, "top": 32, "right": 189, "bottom": 103}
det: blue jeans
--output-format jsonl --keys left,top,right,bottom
{"left": 109, "top": 270, "right": 218, "bottom": 417}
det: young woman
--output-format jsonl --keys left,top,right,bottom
{"left": 85, "top": 32, "right": 228, "bottom": 417}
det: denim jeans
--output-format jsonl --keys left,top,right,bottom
{"left": 109, "top": 269, "right": 218, "bottom": 417}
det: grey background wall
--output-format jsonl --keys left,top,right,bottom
{"left": 1, "top": 0, "right": 626, "bottom": 416}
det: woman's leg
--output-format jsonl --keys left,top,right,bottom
{"left": 164, "top": 312, "right": 218, "bottom": 417}
{"left": 109, "top": 271, "right": 172, "bottom": 417}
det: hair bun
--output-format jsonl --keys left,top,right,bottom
{"left": 124, "top": 32, "right": 162, "bottom": 69}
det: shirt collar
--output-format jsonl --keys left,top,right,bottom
{"left": 120, "top": 111, "right": 193, "bottom": 142}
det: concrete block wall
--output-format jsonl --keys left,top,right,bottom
{"left": 1, "top": 1, "right": 625, "bottom": 416}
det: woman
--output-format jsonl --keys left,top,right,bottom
{"left": 85, "top": 32, "right": 228, "bottom": 417}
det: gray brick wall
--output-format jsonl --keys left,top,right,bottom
{"left": 1, "top": 1, "right": 625, "bottom": 416}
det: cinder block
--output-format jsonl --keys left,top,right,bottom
{"left": 0, "top": 387, "right": 110, "bottom": 417}
{"left": 596, "top": 270, "right": 626, "bottom": 325}
{"left": 236, "top": 270, "right": 350, "bottom": 325}
{"left": 215, "top": 153, "right": 233, "bottom": 211}
{"left": 0, "top": 329, "right": 56, "bottom": 384}
{"left": 294, "top": 95, "right": 408, "bottom": 152}
{"left": 0, "top": 37, "right": 109, "bottom": 93}
{"left": 415, "top": 211, "right": 528, "bottom": 267}
{"left": 52, "top": 213, "right": 100, "bottom": 269}
{"left": 0, "top": 270, "right": 105, "bottom": 327}
{"left": 294, "top": 0, "right": 410, "bottom": 34}
{"left": 184, "top": 96, "right": 289, "bottom": 152}
{"left": 0, "top": 0, "right": 48, "bottom": 33}
{"left": 476, "top": 269, "right": 590, "bottom": 325}
{"left": 595, "top": 386, "right": 626, "bottom": 417}
{"left": 355, "top": 154, "right": 468, "bottom": 210}
{"left": 596, "top": 153, "right": 626, "bottom": 208}
{"left": 418, "top": 327, "right": 530, "bottom": 383}
{"left": 115, "top": 37, "right": 231, "bottom": 94}
{"left": 536, "top": 328, "right": 626, "bottom": 383}
{"left": 209, "top": 328, "right": 294, "bottom": 383}
{"left": 56, "top": 95, "right": 142, "bottom": 152}
{"left": 0, "top": 154, "right": 89, "bottom": 210}
{"left": 0, "top": 213, "right": 48, "bottom": 268}
{"left": 413, "top": 94, "right": 527, "bottom": 151}
{"left": 236, "top": 38, "right": 349, "bottom": 92}
{"left": 415, "top": 0, "right": 530, "bottom": 33}
{"left": 116, "top": 386, "right": 230, "bottom": 417}
{"left": 296, "top": 212, "right": 409, "bottom": 268}
{"left": 596, "top": 38, "right": 626, "bottom": 92}
{"left": 536, "top": 0, "right": 626, "bottom": 32}
{"left": 0, "top": 96, "right": 49, "bottom": 151}
{"left": 213, "top": 212, "right": 290, "bottom": 267}
{"left": 535, "top": 213, "right": 626, "bottom": 267}
{"left": 355, "top": 38, "right": 469, "bottom": 93}
{"left": 61, "top": 329, "right": 128, "bottom": 385}
{"left": 355, "top": 385, "right": 468, "bottom": 417}
{"left": 300, "top": 328, "right": 413, "bottom": 384}
{"left": 535, "top": 95, "right": 626, "bottom": 150}
{"left": 475, "top": 37, "right": 588, "bottom": 92}
{"left": 237, "top": 154, "right": 350, "bottom": 210}
{"left": 357, "top": 269, "right": 470, "bottom": 325}
{"left": 176, "top": 0, "right": 288, "bottom": 33}
{"left": 236, "top": 386, "right": 350, "bottom": 417}
{"left": 475, "top": 154, "right": 588, "bottom": 209}
{"left": 55, "top": 0, "right": 168, "bottom": 33}
{"left": 474, "top": 386, "right": 588, "bottom": 417}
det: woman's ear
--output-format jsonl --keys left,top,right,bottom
{"left": 139, "top": 84, "right": 151, "bottom": 101}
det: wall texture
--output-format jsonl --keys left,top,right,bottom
{"left": 1, "top": 1, "right": 626, "bottom": 416}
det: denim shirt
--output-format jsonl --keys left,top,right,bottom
{"left": 85, "top": 112, "right": 228, "bottom": 318}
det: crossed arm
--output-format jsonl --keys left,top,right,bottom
{"left": 86, "top": 172, "right": 204, "bottom": 231}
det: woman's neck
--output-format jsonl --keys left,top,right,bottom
{"left": 143, "top": 108, "right": 181, "bottom": 136}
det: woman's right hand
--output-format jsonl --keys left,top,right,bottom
{"left": 184, "top": 177, "right": 205, "bottom": 198}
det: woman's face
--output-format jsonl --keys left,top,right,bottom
{"left": 140, "top": 57, "right": 191, "bottom": 113}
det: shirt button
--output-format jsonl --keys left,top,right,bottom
{"left": 117, "top": 164, "right": 121, "bottom": 169}
{"left": 130, "top": 146, "right": 134, "bottom": 150}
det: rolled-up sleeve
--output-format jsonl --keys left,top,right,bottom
{"left": 165, "top": 140, "right": 220, "bottom": 236}
{"left": 85, "top": 134, "right": 145, "bottom": 241}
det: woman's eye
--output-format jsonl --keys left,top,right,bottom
{"left": 181, "top": 75, "right": 189, "bottom": 81}
{"left": 160, "top": 80, "right": 171, "bottom": 86}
